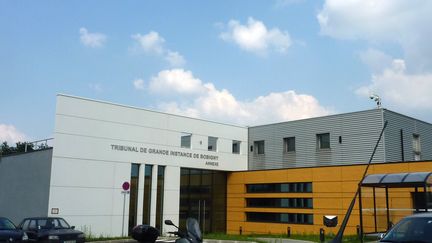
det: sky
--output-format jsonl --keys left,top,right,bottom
{"left": 1, "top": 0, "right": 432, "bottom": 144}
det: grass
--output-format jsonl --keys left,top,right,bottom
{"left": 86, "top": 236, "right": 132, "bottom": 242}
{"left": 84, "top": 232, "right": 378, "bottom": 242}
{"left": 204, "top": 233, "right": 378, "bottom": 243}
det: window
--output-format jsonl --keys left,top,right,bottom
{"left": 232, "top": 140, "right": 241, "bottom": 154}
{"left": 283, "top": 137, "right": 295, "bottom": 152}
{"left": 181, "top": 133, "right": 191, "bottom": 148}
{"left": 317, "top": 133, "right": 330, "bottom": 149}
{"left": 246, "top": 182, "right": 312, "bottom": 193}
{"left": 413, "top": 134, "right": 421, "bottom": 161}
{"left": 254, "top": 140, "right": 265, "bottom": 155}
{"left": 128, "top": 163, "right": 140, "bottom": 231}
{"left": 246, "top": 198, "right": 313, "bottom": 208}
{"left": 143, "top": 165, "right": 153, "bottom": 225}
{"left": 155, "top": 166, "right": 165, "bottom": 231}
{"left": 208, "top": 136, "right": 218, "bottom": 151}
{"left": 246, "top": 212, "right": 313, "bottom": 224}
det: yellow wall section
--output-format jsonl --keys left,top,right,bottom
{"left": 227, "top": 161, "right": 432, "bottom": 236}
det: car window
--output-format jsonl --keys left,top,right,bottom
{"left": 28, "top": 220, "right": 37, "bottom": 230}
{"left": 383, "top": 217, "right": 432, "bottom": 242}
{"left": 21, "top": 220, "right": 30, "bottom": 230}
{"left": 56, "top": 218, "right": 70, "bottom": 229}
{"left": 38, "top": 219, "right": 54, "bottom": 229}
{"left": 0, "top": 218, "right": 16, "bottom": 230}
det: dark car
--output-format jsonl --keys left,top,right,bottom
{"left": 380, "top": 212, "right": 432, "bottom": 242}
{"left": 17, "top": 217, "right": 85, "bottom": 243}
{"left": 0, "top": 217, "right": 29, "bottom": 242}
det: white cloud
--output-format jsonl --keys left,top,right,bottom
{"left": 358, "top": 48, "right": 393, "bottom": 73}
{"left": 149, "top": 69, "right": 206, "bottom": 95}
{"left": 133, "top": 79, "right": 145, "bottom": 90}
{"left": 165, "top": 51, "right": 186, "bottom": 67}
{"left": 131, "top": 31, "right": 186, "bottom": 67}
{"left": 220, "top": 17, "right": 292, "bottom": 55}
{"left": 356, "top": 59, "right": 432, "bottom": 110}
{"left": 131, "top": 31, "right": 165, "bottom": 55}
{"left": 79, "top": 28, "right": 107, "bottom": 48}
{"left": 317, "top": 0, "right": 432, "bottom": 71}
{"left": 0, "top": 124, "right": 27, "bottom": 145}
{"left": 148, "top": 69, "right": 332, "bottom": 125}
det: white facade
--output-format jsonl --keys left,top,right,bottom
{"left": 48, "top": 94, "right": 248, "bottom": 237}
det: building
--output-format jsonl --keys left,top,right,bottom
{"left": 1, "top": 94, "right": 248, "bottom": 236}
{"left": 226, "top": 161, "right": 432, "bottom": 236}
{"left": 249, "top": 109, "right": 432, "bottom": 170}
{"left": 1, "top": 94, "right": 432, "bottom": 237}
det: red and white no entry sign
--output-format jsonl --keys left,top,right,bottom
{"left": 122, "top": 181, "right": 130, "bottom": 191}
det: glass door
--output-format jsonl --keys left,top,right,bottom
{"left": 179, "top": 168, "right": 226, "bottom": 233}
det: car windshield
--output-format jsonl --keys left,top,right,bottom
{"left": 37, "top": 218, "right": 71, "bottom": 229}
{"left": 0, "top": 218, "right": 17, "bottom": 230}
{"left": 381, "top": 217, "right": 432, "bottom": 243}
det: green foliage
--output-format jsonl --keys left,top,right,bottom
{"left": 204, "top": 233, "right": 375, "bottom": 243}
{"left": 0, "top": 141, "right": 34, "bottom": 156}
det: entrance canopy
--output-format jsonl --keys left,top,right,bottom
{"left": 361, "top": 172, "right": 432, "bottom": 188}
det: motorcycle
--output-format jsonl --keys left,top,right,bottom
{"left": 164, "top": 218, "right": 202, "bottom": 243}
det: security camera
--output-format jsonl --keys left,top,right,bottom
{"left": 369, "top": 94, "right": 382, "bottom": 108}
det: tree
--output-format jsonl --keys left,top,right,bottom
{"left": 1, "top": 141, "right": 15, "bottom": 155}
{"left": 0, "top": 141, "right": 34, "bottom": 155}
{"left": 16, "top": 142, "right": 34, "bottom": 152}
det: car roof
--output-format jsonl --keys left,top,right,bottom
{"left": 404, "top": 212, "right": 432, "bottom": 218}
{"left": 21, "top": 217, "right": 64, "bottom": 220}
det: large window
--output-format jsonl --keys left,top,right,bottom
{"left": 155, "top": 166, "right": 165, "bottom": 231}
{"left": 254, "top": 140, "right": 265, "bottom": 155}
{"left": 283, "top": 137, "right": 295, "bottom": 152}
{"left": 246, "top": 198, "right": 313, "bottom": 209}
{"left": 246, "top": 212, "right": 313, "bottom": 225}
{"left": 232, "top": 140, "right": 241, "bottom": 154}
{"left": 317, "top": 133, "right": 330, "bottom": 149}
{"left": 181, "top": 133, "right": 192, "bottom": 148}
{"left": 246, "top": 182, "right": 312, "bottom": 193}
{"left": 128, "top": 164, "right": 140, "bottom": 233}
{"left": 142, "top": 164, "right": 153, "bottom": 225}
{"left": 208, "top": 136, "right": 218, "bottom": 151}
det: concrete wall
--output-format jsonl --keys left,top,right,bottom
{"left": 50, "top": 94, "right": 248, "bottom": 237}
{"left": 0, "top": 149, "right": 52, "bottom": 224}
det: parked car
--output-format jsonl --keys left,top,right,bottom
{"left": 0, "top": 217, "right": 29, "bottom": 242}
{"left": 17, "top": 217, "right": 85, "bottom": 243}
{"left": 380, "top": 212, "right": 432, "bottom": 242}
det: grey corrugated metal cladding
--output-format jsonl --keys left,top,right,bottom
{"left": 248, "top": 109, "right": 432, "bottom": 170}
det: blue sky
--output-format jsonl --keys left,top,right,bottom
{"left": 1, "top": 0, "right": 432, "bottom": 144}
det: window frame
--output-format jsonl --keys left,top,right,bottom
{"left": 232, "top": 140, "right": 241, "bottom": 154}
{"left": 254, "top": 140, "right": 265, "bottom": 155}
{"left": 208, "top": 136, "right": 218, "bottom": 151}
{"left": 180, "top": 133, "right": 192, "bottom": 149}
{"left": 283, "top": 137, "right": 296, "bottom": 153}
{"left": 317, "top": 133, "right": 330, "bottom": 149}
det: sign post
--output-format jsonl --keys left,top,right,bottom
{"left": 121, "top": 181, "right": 130, "bottom": 237}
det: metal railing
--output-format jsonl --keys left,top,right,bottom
{"left": 24, "top": 138, "right": 54, "bottom": 152}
